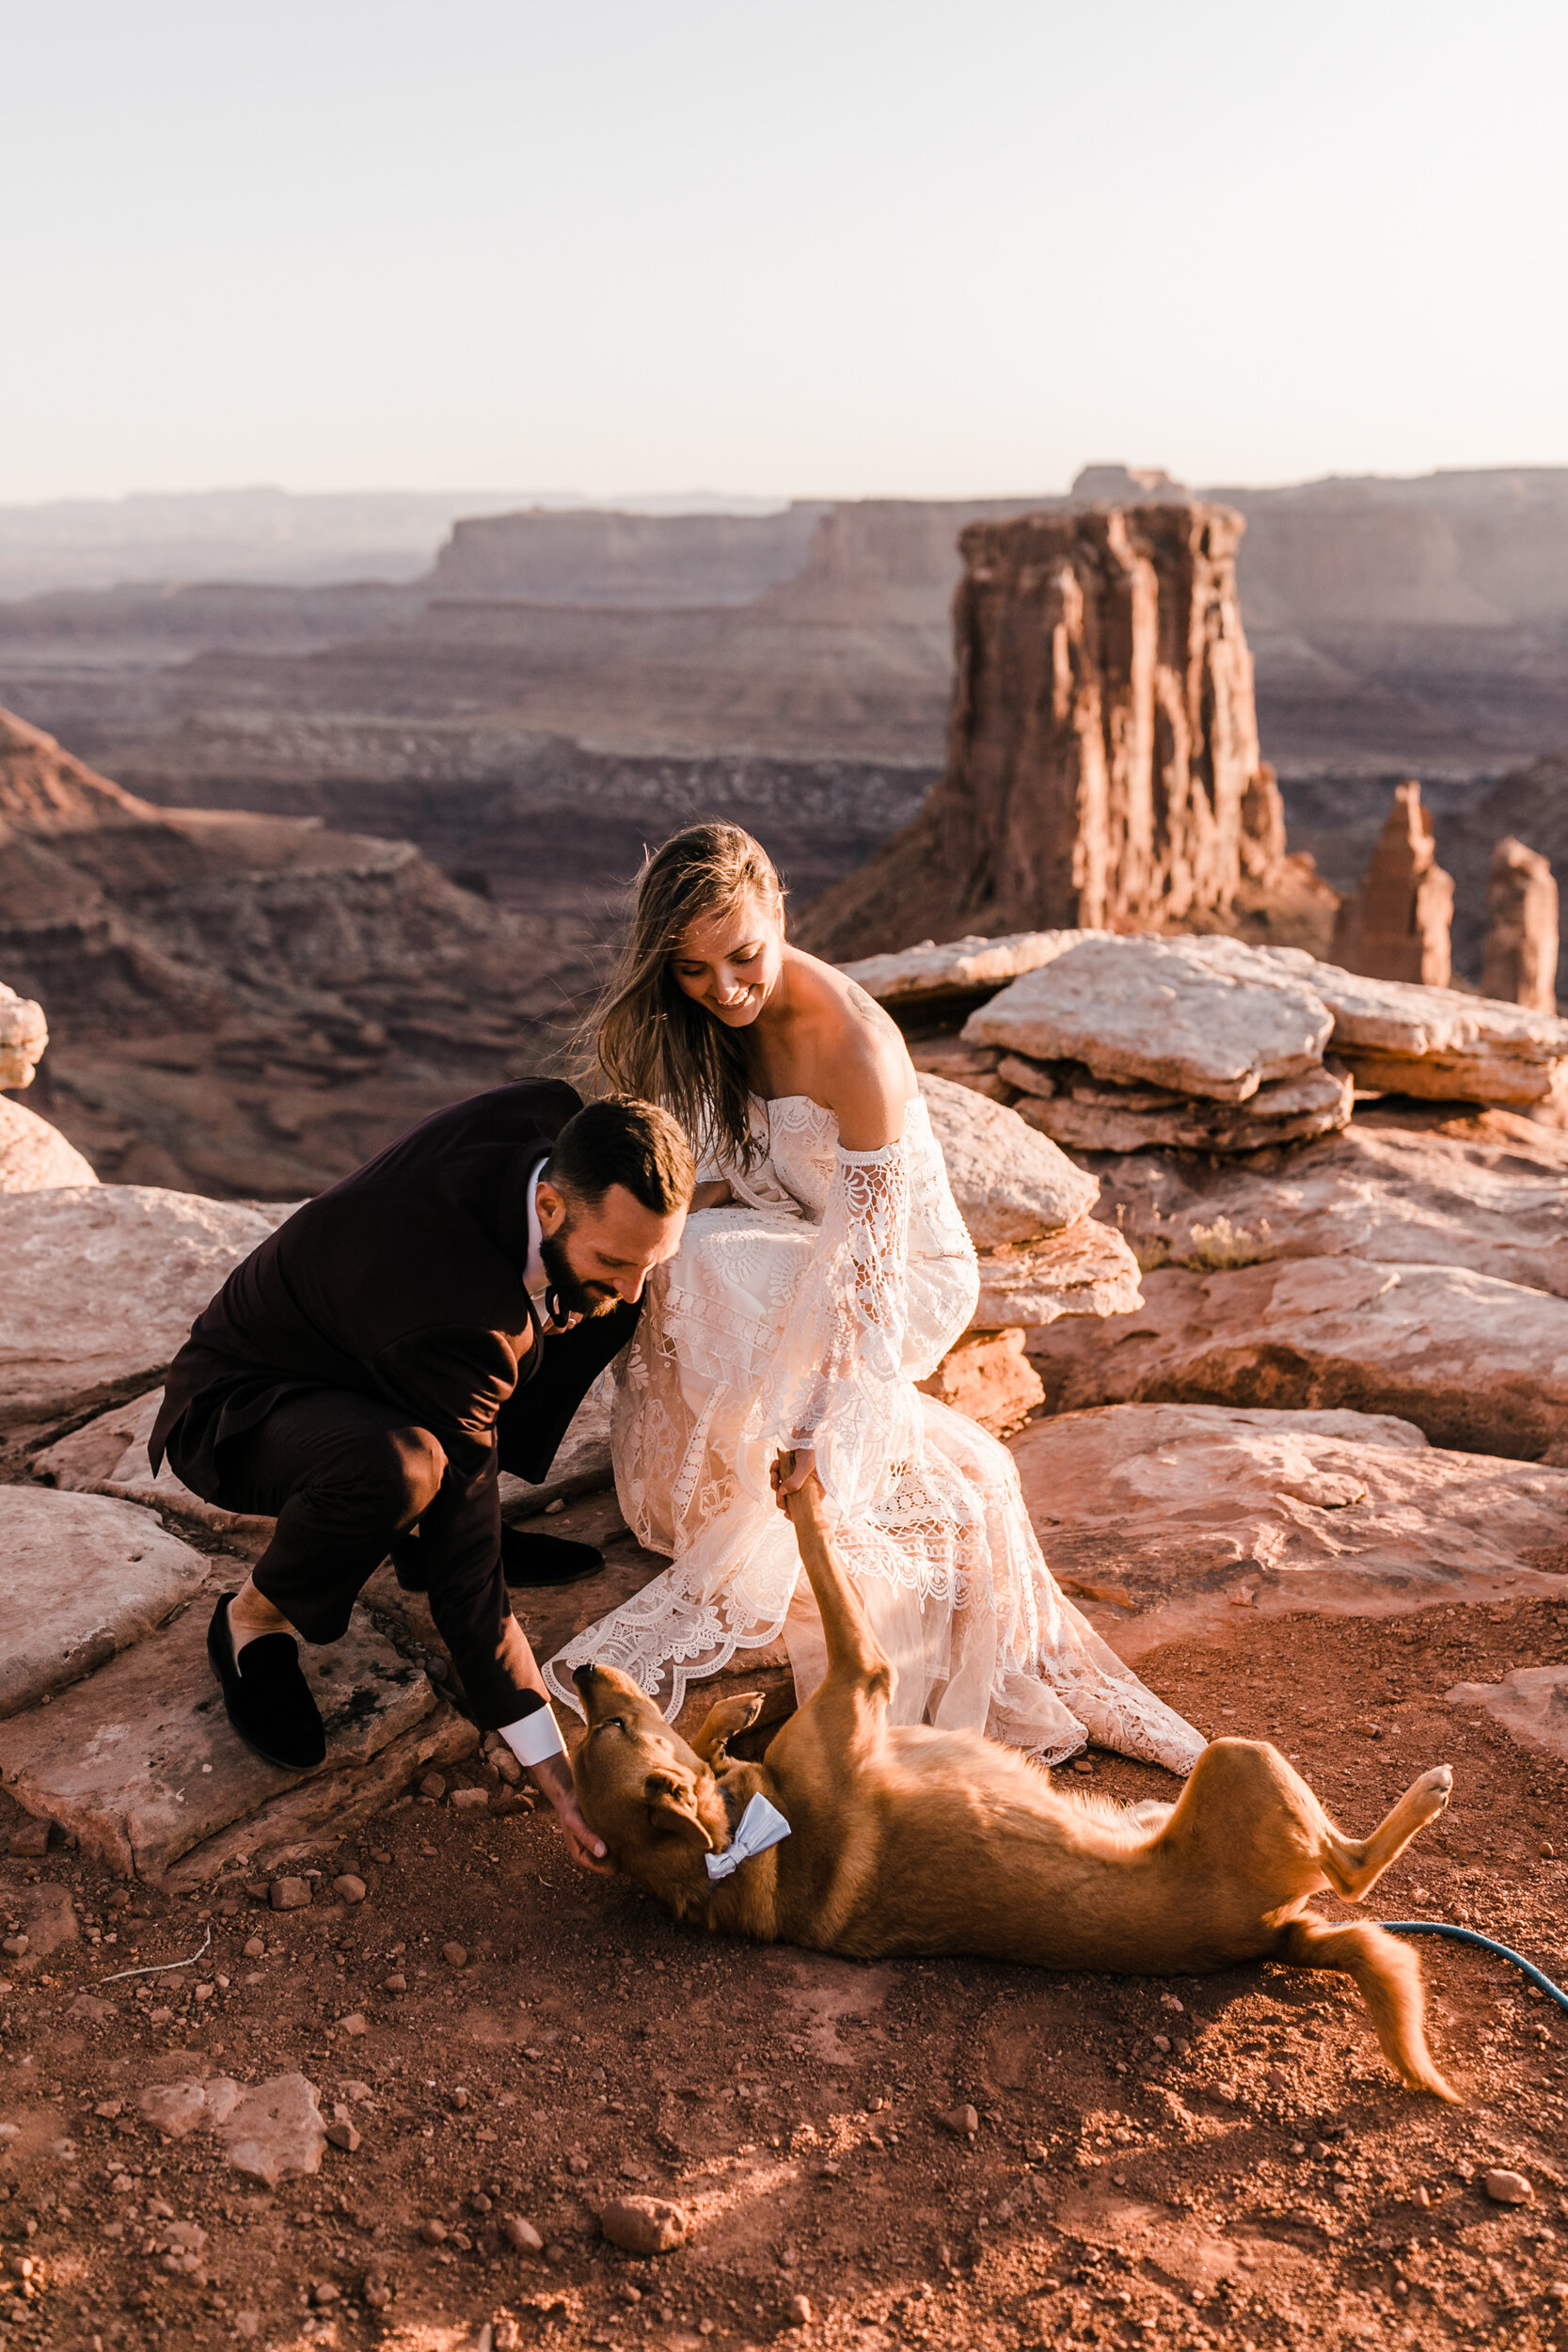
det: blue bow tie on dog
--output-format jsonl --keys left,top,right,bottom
{"left": 705, "top": 1791, "right": 792, "bottom": 1881}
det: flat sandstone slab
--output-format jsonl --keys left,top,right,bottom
{"left": 33, "top": 1387, "right": 275, "bottom": 1552}
{"left": 1010, "top": 1402, "right": 1568, "bottom": 1657}
{"left": 0, "top": 1596, "right": 440, "bottom": 1880}
{"left": 964, "top": 935, "right": 1334, "bottom": 1104}
{"left": 1255, "top": 947, "right": 1568, "bottom": 1101}
{"left": 0, "top": 1487, "right": 207, "bottom": 1717}
{"left": 920, "top": 1072, "right": 1098, "bottom": 1245}
{"left": 972, "top": 1218, "right": 1142, "bottom": 1329}
{"left": 1088, "top": 1108, "right": 1568, "bottom": 1296}
{"left": 1024, "top": 1255, "right": 1568, "bottom": 1461}
{"left": 0, "top": 1184, "right": 293, "bottom": 1437}
{"left": 842, "top": 930, "right": 1089, "bottom": 1008}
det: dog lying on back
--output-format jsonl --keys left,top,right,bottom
{"left": 572, "top": 1469, "right": 1455, "bottom": 2099}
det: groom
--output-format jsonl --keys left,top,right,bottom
{"left": 150, "top": 1081, "right": 694, "bottom": 1872}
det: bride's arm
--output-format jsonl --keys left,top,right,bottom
{"left": 690, "top": 1177, "right": 734, "bottom": 1211}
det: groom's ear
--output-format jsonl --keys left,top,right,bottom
{"left": 644, "top": 1770, "right": 714, "bottom": 1851}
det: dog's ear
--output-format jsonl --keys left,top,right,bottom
{"left": 644, "top": 1770, "right": 715, "bottom": 1852}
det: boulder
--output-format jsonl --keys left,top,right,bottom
{"left": 1088, "top": 1108, "right": 1568, "bottom": 1297}
{"left": 973, "top": 1219, "right": 1143, "bottom": 1329}
{"left": 33, "top": 1387, "right": 274, "bottom": 1553}
{"left": 1482, "top": 836, "right": 1559, "bottom": 1014}
{"left": 1024, "top": 1256, "right": 1568, "bottom": 1461}
{"left": 0, "top": 982, "right": 47, "bottom": 1090}
{"left": 919, "top": 1072, "right": 1097, "bottom": 1243}
{"left": 916, "top": 1328, "right": 1044, "bottom": 1434}
{"left": 1446, "top": 1666, "right": 1568, "bottom": 1763}
{"left": 0, "top": 1487, "right": 207, "bottom": 1718}
{"left": 0, "top": 1094, "right": 97, "bottom": 1191}
{"left": 1017, "top": 1061, "right": 1352, "bottom": 1155}
{"left": 0, "top": 1594, "right": 460, "bottom": 1879}
{"left": 0, "top": 1184, "right": 292, "bottom": 1436}
{"left": 842, "top": 931, "right": 1083, "bottom": 1010}
{"left": 1010, "top": 1403, "right": 1568, "bottom": 1657}
{"left": 1332, "top": 780, "right": 1454, "bottom": 988}
{"left": 963, "top": 936, "right": 1334, "bottom": 1104}
{"left": 1254, "top": 946, "right": 1568, "bottom": 1104}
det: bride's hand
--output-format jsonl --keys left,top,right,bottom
{"left": 770, "top": 1447, "right": 818, "bottom": 1510}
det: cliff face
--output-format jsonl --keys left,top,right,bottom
{"left": 796, "top": 503, "right": 1275, "bottom": 959}
{"left": 0, "top": 708, "right": 594, "bottom": 1198}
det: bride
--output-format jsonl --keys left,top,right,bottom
{"left": 543, "top": 823, "right": 1203, "bottom": 1774}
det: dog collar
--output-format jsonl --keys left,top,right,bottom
{"left": 705, "top": 1791, "right": 791, "bottom": 1882}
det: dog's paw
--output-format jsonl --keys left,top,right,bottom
{"left": 1411, "top": 1765, "right": 1453, "bottom": 1822}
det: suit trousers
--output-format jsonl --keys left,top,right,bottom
{"left": 182, "top": 1387, "right": 522, "bottom": 1729}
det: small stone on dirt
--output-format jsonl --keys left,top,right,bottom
{"left": 442, "top": 1941, "right": 468, "bottom": 1968}
{"left": 269, "top": 1877, "right": 310, "bottom": 1911}
{"left": 420, "top": 2217, "right": 448, "bottom": 2244}
{"left": 567, "top": 2151, "right": 589, "bottom": 2173}
{"left": 7, "top": 1820, "right": 50, "bottom": 1858}
{"left": 338, "top": 2012, "right": 368, "bottom": 2038}
{"left": 450, "top": 1787, "right": 488, "bottom": 1810}
{"left": 503, "top": 2215, "right": 544, "bottom": 2254}
{"left": 419, "top": 1772, "right": 447, "bottom": 1800}
{"left": 382, "top": 1973, "right": 406, "bottom": 1994}
{"left": 312, "top": 2281, "right": 341, "bottom": 2306}
{"left": 325, "top": 2120, "right": 361, "bottom": 2153}
{"left": 787, "top": 2294, "right": 813, "bottom": 2326}
{"left": 939, "top": 2105, "right": 979, "bottom": 2138}
{"left": 332, "top": 1875, "right": 367, "bottom": 1904}
{"left": 243, "top": 1935, "right": 264, "bottom": 1959}
{"left": 599, "top": 2196, "right": 691, "bottom": 2256}
{"left": 1484, "top": 2169, "right": 1533, "bottom": 2205}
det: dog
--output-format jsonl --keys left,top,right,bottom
{"left": 571, "top": 1469, "right": 1456, "bottom": 2098}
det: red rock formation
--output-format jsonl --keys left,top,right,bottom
{"left": 793, "top": 503, "right": 1275, "bottom": 959}
{"left": 1482, "top": 836, "right": 1558, "bottom": 1013}
{"left": 1332, "top": 780, "right": 1453, "bottom": 989}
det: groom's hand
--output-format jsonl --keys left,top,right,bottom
{"left": 531, "top": 1753, "right": 613, "bottom": 1876}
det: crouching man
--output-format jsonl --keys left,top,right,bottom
{"left": 149, "top": 1083, "right": 693, "bottom": 1872}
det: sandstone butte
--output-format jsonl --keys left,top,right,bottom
{"left": 795, "top": 503, "right": 1292, "bottom": 961}
{"left": 1332, "top": 779, "right": 1455, "bottom": 989}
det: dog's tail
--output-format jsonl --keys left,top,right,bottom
{"left": 1277, "top": 1915, "right": 1458, "bottom": 2101}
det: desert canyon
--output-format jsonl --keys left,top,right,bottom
{"left": 2, "top": 473, "right": 1568, "bottom": 2350}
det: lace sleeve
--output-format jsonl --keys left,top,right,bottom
{"left": 762, "top": 1135, "right": 920, "bottom": 1509}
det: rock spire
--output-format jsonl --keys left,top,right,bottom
{"left": 1481, "top": 835, "right": 1558, "bottom": 1013}
{"left": 1332, "top": 780, "right": 1454, "bottom": 989}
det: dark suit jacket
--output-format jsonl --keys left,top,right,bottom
{"left": 151, "top": 1081, "right": 637, "bottom": 1651}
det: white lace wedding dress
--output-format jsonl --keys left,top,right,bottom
{"left": 543, "top": 1091, "right": 1204, "bottom": 1772}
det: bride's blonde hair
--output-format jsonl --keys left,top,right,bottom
{"left": 590, "top": 822, "right": 784, "bottom": 1168}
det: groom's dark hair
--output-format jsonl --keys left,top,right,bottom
{"left": 546, "top": 1096, "right": 695, "bottom": 1216}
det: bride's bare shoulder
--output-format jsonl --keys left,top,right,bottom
{"left": 784, "top": 948, "right": 911, "bottom": 1148}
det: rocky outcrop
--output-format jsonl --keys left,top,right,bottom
{"left": 843, "top": 930, "right": 1076, "bottom": 1018}
{"left": 1332, "top": 781, "right": 1454, "bottom": 988}
{"left": 0, "top": 1184, "right": 293, "bottom": 1437}
{"left": 1482, "top": 836, "right": 1558, "bottom": 1012}
{"left": 794, "top": 503, "right": 1279, "bottom": 959}
{"left": 1011, "top": 1403, "right": 1568, "bottom": 1658}
{"left": 1447, "top": 1666, "right": 1568, "bottom": 1764}
{"left": 971, "top": 1221, "right": 1143, "bottom": 1329}
{"left": 1261, "top": 947, "right": 1568, "bottom": 1104}
{"left": 1024, "top": 1256, "right": 1568, "bottom": 1462}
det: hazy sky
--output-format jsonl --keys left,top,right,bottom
{"left": 4, "top": 0, "right": 1565, "bottom": 503}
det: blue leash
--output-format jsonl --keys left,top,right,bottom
{"left": 1381, "top": 1920, "right": 1568, "bottom": 2014}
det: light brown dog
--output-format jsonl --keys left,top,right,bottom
{"left": 572, "top": 1473, "right": 1456, "bottom": 2098}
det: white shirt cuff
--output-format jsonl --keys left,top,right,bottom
{"left": 499, "top": 1703, "right": 567, "bottom": 1770}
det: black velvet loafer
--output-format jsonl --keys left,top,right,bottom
{"left": 207, "top": 1593, "right": 326, "bottom": 1772}
{"left": 500, "top": 1524, "right": 606, "bottom": 1588}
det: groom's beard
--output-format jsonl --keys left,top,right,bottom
{"left": 539, "top": 1217, "right": 622, "bottom": 1323}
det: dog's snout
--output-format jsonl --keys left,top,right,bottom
{"left": 572, "top": 1661, "right": 600, "bottom": 1695}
